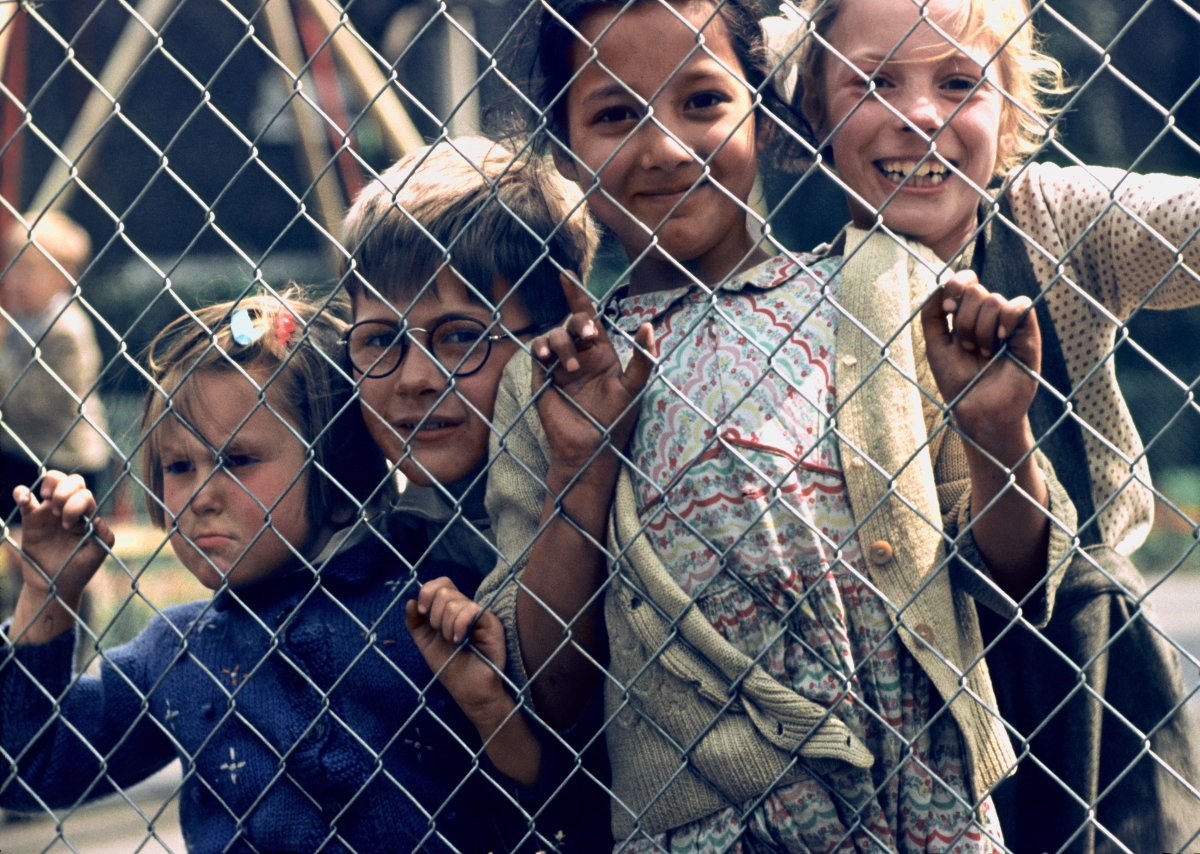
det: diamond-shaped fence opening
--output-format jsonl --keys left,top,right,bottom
{"left": 1, "top": 0, "right": 1198, "bottom": 852}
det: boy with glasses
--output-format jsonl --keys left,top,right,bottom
{"left": 339, "top": 137, "right": 608, "bottom": 850}
{"left": 341, "top": 136, "right": 593, "bottom": 572}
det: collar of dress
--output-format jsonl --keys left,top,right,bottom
{"left": 603, "top": 254, "right": 827, "bottom": 334}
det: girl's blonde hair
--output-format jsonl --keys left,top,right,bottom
{"left": 792, "top": 0, "right": 1068, "bottom": 175}
{"left": 140, "top": 289, "right": 388, "bottom": 531}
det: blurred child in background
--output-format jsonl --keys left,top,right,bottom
{"left": 0, "top": 211, "right": 110, "bottom": 519}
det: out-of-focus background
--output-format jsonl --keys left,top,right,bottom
{"left": 0, "top": 0, "right": 1197, "bottom": 849}
{"left": 1, "top": 0, "right": 1197, "bottom": 533}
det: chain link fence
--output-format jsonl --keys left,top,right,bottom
{"left": 1, "top": 0, "right": 1198, "bottom": 851}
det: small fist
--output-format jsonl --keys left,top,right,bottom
{"left": 532, "top": 272, "right": 657, "bottom": 470}
{"left": 921, "top": 270, "right": 1042, "bottom": 437}
{"left": 12, "top": 470, "right": 112, "bottom": 599}
{"left": 406, "top": 576, "right": 509, "bottom": 712}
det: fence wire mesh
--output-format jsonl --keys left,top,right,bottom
{"left": 0, "top": 0, "right": 1199, "bottom": 852}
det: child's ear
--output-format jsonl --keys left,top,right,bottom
{"left": 754, "top": 111, "right": 776, "bottom": 153}
{"left": 551, "top": 143, "right": 581, "bottom": 183}
{"left": 800, "top": 88, "right": 827, "bottom": 147}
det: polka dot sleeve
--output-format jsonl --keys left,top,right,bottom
{"left": 1014, "top": 161, "right": 1200, "bottom": 319}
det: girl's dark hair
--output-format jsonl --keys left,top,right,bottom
{"left": 141, "top": 289, "right": 390, "bottom": 532}
{"left": 528, "top": 0, "right": 793, "bottom": 152}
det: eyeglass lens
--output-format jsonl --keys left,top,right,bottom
{"left": 346, "top": 318, "right": 493, "bottom": 378}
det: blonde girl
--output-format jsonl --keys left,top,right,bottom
{"left": 778, "top": 0, "right": 1200, "bottom": 847}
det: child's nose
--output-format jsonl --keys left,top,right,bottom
{"left": 895, "top": 87, "right": 945, "bottom": 138}
{"left": 636, "top": 116, "right": 697, "bottom": 171}
{"left": 188, "top": 468, "right": 227, "bottom": 514}
{"left": 391, "top": 338, "right": 448, "bottom": 396}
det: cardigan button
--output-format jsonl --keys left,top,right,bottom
{"left": 868, "top": 540, "right": 894, "bottom": 565}
{"left": 841, "top": 355, "right": 857, "bottom": 366}
{"left": 913, "top": 623, "right": 935, "bottom": 643}
{"left": 849, "top": 458, "right": 866, "bottom": 470}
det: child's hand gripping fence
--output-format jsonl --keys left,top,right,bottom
{"left": 0, "top": 0, "right": 1198, "bottom": 851}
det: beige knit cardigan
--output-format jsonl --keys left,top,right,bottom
{"left": 478, "top": 230, "right": 1075, "bottom": 838}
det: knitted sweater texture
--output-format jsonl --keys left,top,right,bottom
{"left": 479, "top": 233, "right": 1076, "bottom": 837}
{"left": 0, "top": 530, "right": 514, "bottom": 854}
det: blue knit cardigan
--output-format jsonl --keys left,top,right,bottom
{"left": 0, "top": 529, "right": 521, "bottom": 854}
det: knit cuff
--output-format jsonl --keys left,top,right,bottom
{"left": 1, "top": 618, "right": 77, "bottom": 691}
{"left": 947, "top": 448, "right": 1075, "bottom": 629}
{"left": 0, "top": 619, "right": 78, "bottom": 757}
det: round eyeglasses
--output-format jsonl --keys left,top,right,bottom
{"left": 342, "top": 315, "right": 550, "bottom": 379}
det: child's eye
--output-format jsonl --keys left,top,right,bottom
{"left": 438, "top": 327, "right": 487, "bottom": 347}
{"left": 363, "top": 330, "right": 400, "bottom": 349}
{"left": 686, "top": 91, "right": 730, "bottom": 111}
{"left": 593, "top": 105, "right": 639, "bottom": 125}
{"left": 943, "top": 77, "right": 978, "bottom": 92}
{"left": 222, "top": 455, "right": 257, "bottom": 469}
{"left": 163, "top": 460, "right": 193, "bottom": 476}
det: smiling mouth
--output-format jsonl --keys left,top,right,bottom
{"left": 642, "top": 178, "right": 708, "bottom": 200}
{"left": 875, "top": 158, "right": 954, "bottom": 188}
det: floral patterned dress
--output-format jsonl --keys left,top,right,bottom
{"left": 608, "top": 256, "right": 1002, "bottom": 854}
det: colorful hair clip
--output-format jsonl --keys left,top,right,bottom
{"left": 275, "top": 312, "right": 296, "bottom": 348}
{"left": 230, "top": 308, "right": 265, "bottom": 346}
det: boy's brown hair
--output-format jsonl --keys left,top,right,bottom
{"left": 340, "top": 137, "right": 597, "bottom": 326}
{"left": 140, "top": 289, "right": 388, "bottom": 531}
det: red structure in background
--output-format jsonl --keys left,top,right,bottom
{"left": 295, "top": 0, "right": 364, "bottom": 208}
{"left": 0, "top": 6, "right": 28, "bottom": 259}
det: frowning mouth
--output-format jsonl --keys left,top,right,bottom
{"left": 191, "top": 533, "right": 233, "bottom": 548}
{"left": 875, "top": 158, "right": 955, "bottom": 187}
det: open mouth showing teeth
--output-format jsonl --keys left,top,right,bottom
{"left": 875, "top": 158, "right": 954, "bottom": 187}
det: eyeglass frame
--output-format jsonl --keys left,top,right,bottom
{"left": 341, "top": 314, "right": 557, "bottom": 379}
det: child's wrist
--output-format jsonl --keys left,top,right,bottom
{"left": 461, "top": 690, "right": 520, "bottom": 740}
{"left": 10, "top": 590, "right": 80, "bottom": 646}
{"left": 955, "top": 415, "right": 1035, "bottom": 468}
{"left": 21, "top": 573, "right": 85, "bottom": 606}
{"left": 546, "top": 450, "right": 621, "bottom": 494}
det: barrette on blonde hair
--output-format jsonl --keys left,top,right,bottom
{"left": 229, "top": 306, "right": 298, "bottom": 348}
